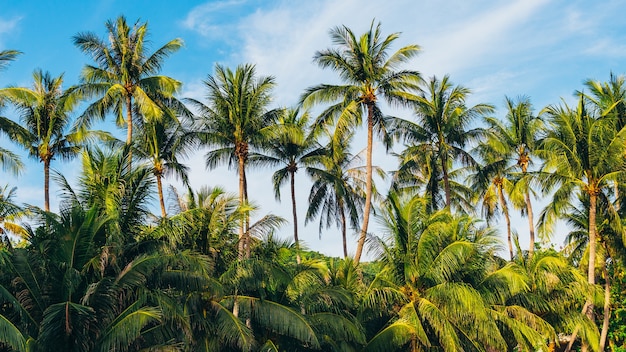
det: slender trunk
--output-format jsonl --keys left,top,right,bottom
{"left": 498, "top": 183, "right": 513, "bottom": 260}
{"left": 44, "top": 158, "right": 50, "bottom": 212}
{"left": 243, "top": 166, "right": 252, "bottom": 259}
{"left": 340, "top": 201, "right": 348, "bottom": 259}
{"left": 442, "top": 156, "right": 451, "bottom": 208}
{"left": 290, "top": 170, "right": 301, "bottom": 264}
{"left": 238, "top": 156, "right": 246, "bottom": 260}
{"left": 355, "top": 105, "right": 374, "bottom": 264}
{"left": 156, "top": 173, "right": 167, "bottom": 218}
{"left": 522, "top": 164, "right": 535, "bottom": 258}
{"left": 564, "top": 302, "right": 589, "bottom": 352}
{"left": 599, "top": 263, "right": 611, "bottom": 351}
{"left": 581, "top": 191, "right": 598, "bottom": 352}
{"left": 126, "top": 94, "right": 133, "bottom": 167}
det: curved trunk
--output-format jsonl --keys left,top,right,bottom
{"left": 498, "top": 183, "right": 513, "bottom": 260}
{"left": 290, "top": 170, "right": 301, "bottom": 264}
{"left": 355, "top": 104, "right": 374, "bottom": 264}
{"left": 44, "top": 158, "right": 50, "bottom": 212}
{"left": 599, "top": 263, "right": 611, "bottom": 352}
{"left": 156, "top": 173, "right": 167, "bottom": 218}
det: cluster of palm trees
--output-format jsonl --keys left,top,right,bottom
{"left": 0, "top": 15, "right": 625, "bottom": 351}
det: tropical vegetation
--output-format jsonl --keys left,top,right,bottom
{"left": 0, "top": 15, "right": 624, "bottom": 352}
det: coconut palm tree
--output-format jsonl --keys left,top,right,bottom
{"left": 370, "top": 204, "right": 554, "bottom": 351}
{"left": 0, "top": 69, "right": 84, "bottom": 211}
{"left": 480, "top": 96, "right": 543, "bottom": 257}
{"left": 306, "top": 130, "right": 369, "bottom": 259}
{"left": 392, "top": 75, "right": 494, "bottom": 212}
{"left": 134, "top": 115, "right": 194, "bottom": 218}
{"left": 73, "top": 16, "right": 183, "bottom": 152}
{"left": 188, "top": 63, "right": 278, "bottom": 259}
{"left": 301, "top": 20, "right": 422, "bottom": 264}
{"left": 264, "top": 107, "right": 324, "bottom": 263}
{"left": 537, "top": 93, "right": 626, "bottom": 329}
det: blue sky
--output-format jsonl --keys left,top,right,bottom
{"left": 1, "top": 0, "right": 625, "bottom": 259}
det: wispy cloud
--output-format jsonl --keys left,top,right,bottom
{"left": 180, "top": 0, "right": 246, "bottom": 38}
{"left": 0, "top": 16, "right": 22, "bottom": 48}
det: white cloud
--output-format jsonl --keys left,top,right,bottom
{"left": 0, "top": 16, "right": 22, "bottom": 48}
{"left": 180, "top": 0, "right": 246, "bottom": 38}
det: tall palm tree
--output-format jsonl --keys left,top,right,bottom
{"left": 0, "top": 69, "right": 83, "bottom": 211}
{"left": 481, "top": 96, "right": 543, "bottom": 257}
{"left": 264, "top": 108, "right": 323, "bottom": 263}
{"left": 392, "top": 75, "right": 494, "bottom": 211}
{"left": 134, "top": 116, "right": 194, "bottom": 218}
{"left": 537, "top": 93, "right": 626, "bottom": 328}
{"left": 301, "top": 20, "right": 422, "bottom": 264}
{"left": 188, "top": 63, "right": 278, "bottom": 259}
{"left": 306, "top": 130, "right": 371, "bottom": 259}
{"left": 73, "top": 16, "right": 183, "bottom": 151}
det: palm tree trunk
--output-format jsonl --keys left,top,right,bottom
{"left": 126, "top": 94, "right": 133, "bottom": 166}
{"left": 156, "top": 174, "right": 167, "bottom": 218}
{"left": 442, "top": 156, "right": 451, "bottom": 208}
{"left": 44, "top": 158, "right": 50, "bottom": 211}
{"left": 588, "top": 192, "right": 598, "bottom": 285}
{"left": 525, "top": 188, "right": 535, "bottom": 258}
{"left": 355, "top": 106, "right": 374, "bottom": 264}
{"left": 238, "top": 156, "right": 246, "bottom": 260}
{"left": 522, "top": 165, "right": 535, "bottom": 258}
{"left": 599, "top": 263, "right": 611, "bottom": 352}
{"left": 340, "top": 203, "right": 348, "bottom": 259}
{"left": 498, "top": 184, "right": 513, "bottom": 260}
{"left": 290, "top": 170, "right": 301, "bottom": 264}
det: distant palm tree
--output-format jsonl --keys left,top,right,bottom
{"left": 302, "top": 20, "right": 422, "bottom": 264}
{"left": 306, "top": 130, "right": 373, "bottom": 258}
{"left": 0, "top": 70, "right": 84, "bottom": 211}
{"left": 479, "top": 96, "right": 543, "bottom": 257}
{"left": 188, "top": 63, "right": 278, "bottom": 258}
{"left": 264, "top": 108, "right": 323, "bottom": 263}
{"left": 134, "top": 116, "right": 194, "bottom": 218}
{"left": 393, "top": 75, "right": 494, "bottom": 211}
{"left": 73, "top": 16, "right": 183, "bottom": 153}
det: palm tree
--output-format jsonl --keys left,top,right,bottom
{"left": 468, "top": 149, "right": 517, "bottom": 260}
{"left": 480, "top": 96, "right": 543, "bottom": 257}
{"left": 370, "top": 204, "right": 554, "bottom": 351}
{"left": 73, "top": 16, "right": 183, "bottom": 152}
{"left": 264, "top": 108, "right": 323, "bottom": 263}
{"left": 0, "top": 69, "right": 84, "bottom": 211}
{"left": 188, "top": 63, "right": 278, "bottom": 259}
{"left": 537, "top": 93, "right": 626, "bottom": 329}
{"left": 134, "top": 116, "right": 194, "bottom": 218}
{"left": 306, "top": 130, "right": 370, "bottom": 259}
{"left": 301, "top": 20, "right": 422, "bottom": 264}
{"left": 392, "top": 75, "right": 494, "bottom": 212}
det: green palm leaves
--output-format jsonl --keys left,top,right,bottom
{"left": 73, "top": 16, "right": 183, "bottom": 149}
{"left": 0, "top": 70, "right": 83, "bottom": 211}
{"left": 303, "top": 21, "right": 422, "bottom": 264}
